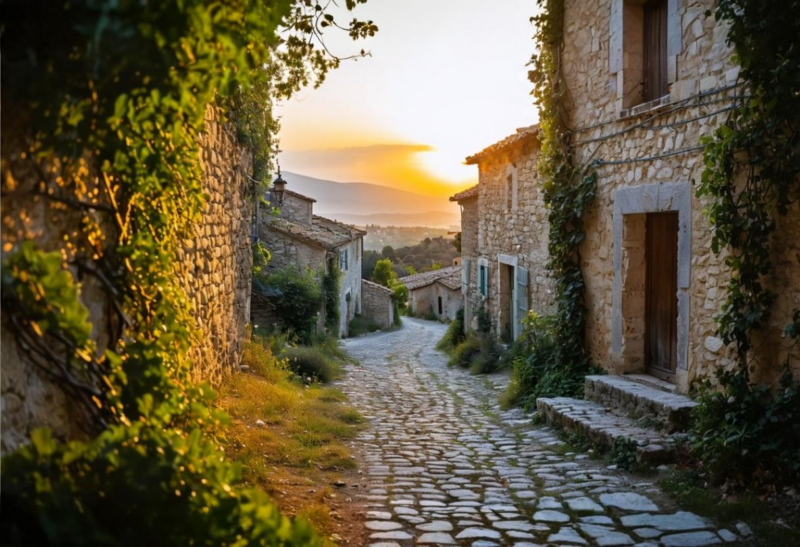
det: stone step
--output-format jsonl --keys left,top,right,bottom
{"left": 585, "top": 375, "right": 698, "bottom": 432}
{"left": 536, "top": 397, "right": 682, "bottom": 465}
{"left": 624, "top": 373, "right": 678, "bottom": 393}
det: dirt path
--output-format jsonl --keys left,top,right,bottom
{"left": 339, "top": 318, "right": 737, "bottom": 547}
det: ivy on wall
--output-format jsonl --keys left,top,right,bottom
{"left": 0, "top": 0, "right": 375, "bottom": 541}
{"left": 692, "top": 0, "right": 800, "bottom": 487}
{"left": 528, "top": 0, "right": 598, "bottom": 387}
{"left": 698, "top": 0, "right": 800, "bottom": 370}
{"left": 323, "top": 259, "right": 343, "bottom": 336}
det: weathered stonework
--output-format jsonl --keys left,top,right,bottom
{"left": 457, "top": 128, "right": 555, "bottom": 340}
{"left": 361, "top": 279, "right": 394, "bottom": 329}
{"left": 254, "top": 188, "right": 365, "bottom": 337}
{"left": 400, "top": 266, "right": 463, "bottom": 321}
{"left": 1, "top": 105, "right": 254, "bottom": 452}
{"left": 457, "top": 0, "right": 800, "bottom": 392}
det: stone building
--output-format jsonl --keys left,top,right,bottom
{"left": 454, "top": 126, "right": 554, "bottom": 343}
{"left": 400, "top": 266, "right": 463, "bottom": 321}
{"left": 256, "top": 187, "right": 365, "bottom": 338}
{"left": 455, "top": 0, "right": 800, "bottom": 394}
{"left": 361, "top": 279, "right": 395, "bottom": 329}
{"left": 1, "top": 106, "right": 254, "bottom": 452}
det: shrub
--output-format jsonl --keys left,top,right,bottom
{"left": 476, "top": 304, "right": 492, "bottom": 335}
{"left": 469, "top": 335, "right": 502, "bottom": 375}
{"left": 502, "top": 312, "right": 602, "bottom": 410}
{"left": 348, "top": 314, "right": 381, "bottom": 336}
{"left": 437, "top": 308, "right": 466, "bottom": 352}
{"left": 259, "top": 266, "right": 323, "bottom": 343}
{"left": 449, "top": 336, "right": 481, "bottom": 369}
{"left": 2, "top": 425, "right": 319, "bottom": 547}
{"left": 283, "top": 347, "right": 341, "bottom": 383}
{"left": 691, "top": 369, "right": 800, "bottom": 488}
{"left": 392, "top": 301, "right": 403, "bottom": 326}
{"left": 422, "top": 309, "right": 438, "bottom": 321}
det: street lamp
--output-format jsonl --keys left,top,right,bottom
{"left": 272, "top": 171, "right": 287, "bottom": 206}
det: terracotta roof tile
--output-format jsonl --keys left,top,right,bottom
{"left": 362, "top": 279, "right": 394, "bottom": 295}
{"left": 450, "top": 185, "right": 479, "bottom": 203}
{"left": 465, "top": 125, "right": 540, "bottom": 165}
{"left": 269, "top": 215, "right": 364, "bottom": 251}
{"left": 399, "top": 265, "right": 461, "bottom": 291}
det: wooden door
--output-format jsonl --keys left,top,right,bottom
{"left": 645, "top": 212, "right": 678, "bottom": 381}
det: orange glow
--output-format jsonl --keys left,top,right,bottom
{"left": 278, "top": 0, "right": 539, "bottom": 198}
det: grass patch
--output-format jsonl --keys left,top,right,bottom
{"left": 447, "top": 332, "right": 502, "bottom": 375}
{"left": 219, "top": 336, "right": 366, "bottom": 544}
{"left": 436, "top": 309, "right": 466, "bottom": 352}
{"left": 348, "top": 314, "right": 382, "bottom": 336}
{"left": 283, "top": 346, "right": 342, "bottom": 383}
{"left": 659, "top": 470, "right": 800, "bottom": 546}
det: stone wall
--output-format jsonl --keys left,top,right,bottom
{"left": 270, "top": 190, "right": 313, "bottom": 225}
{"left": 181, "top": 106, "right": 254, "bottom": 384}
{"left": 409, "top": 285, "right": 437, "bottom": 317}
{"left": 337, "top": 238, "right": 363, "bottom": 337}
{"left": 1, "top": 106, "right": 255, "bottom": 452}
{"left": 459, "top": 197, "right": 481, "bottom": 331}
{"left": 435, "top": 283, "right": 463, "bottom": 322}
{"left": 259, "top": 227, "right": 328, "bottom": 274}
{"left": 362, "top": 280, "right": 394, "bottom": 329}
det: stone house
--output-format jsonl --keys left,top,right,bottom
{"left": 453, "top": 126, "right": 553, "bottom": 343}
{"left": 400, "top": 266, "right": 463, "bottom": 321}
{"left": 256, "top": 187, "right": 365, "bottom": 338}
{"left": 455, "top": 0, "right": 800, "bottom": 394}
{"left": 361, "top": 279, "right": 395, "bottom": 329}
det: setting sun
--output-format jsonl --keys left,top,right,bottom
{"left": 277, "top": 0, "right": 539, "bottom": 197}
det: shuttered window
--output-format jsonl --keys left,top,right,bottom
{"left": 478, "top": 264, "right": 489, "bottom": 297}
{"left": 643, "top": 0, "right": 668, "bottom": 102}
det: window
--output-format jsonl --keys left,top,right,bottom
{"left": 643, "top": 0, "right": 668, "bottom": 102}
{"left": 610, "top": 0, "right": 678, "bottom": 113}
{"left": 478, "top": 264, "right": 489, "bottom": 297}
{"left": 339, "top": 249, "right": 348, "bottom": 271}
{"left": 505, "top": 165, "right": 518, "bottom": 211}
{"left": 438, "top": 296, "right": 443, "bottom": 316}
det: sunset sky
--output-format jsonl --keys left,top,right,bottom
{"left": 277, "top": 0, "right": 540, "bottom": 199}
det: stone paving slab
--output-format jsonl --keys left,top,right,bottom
{"left": 339, "top": 318, "right": 738, "bottom": 547}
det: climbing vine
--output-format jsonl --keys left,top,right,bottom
{"left": 528, "top": 0, "right": 598, "bottom": 383}
{"left": 697, "top": 0, "right": 800, "bottom": 371}
{"left": 323, "top": 259, "right": 343, "bottom": 336}
{"left": 692, "top": 0, "right": 800, "bottom": 487}
{"left": 0, "top": 0, "right": 375, "bottom": 541}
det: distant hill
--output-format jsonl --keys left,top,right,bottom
{"left": 325, "top": 211, "right": 459, "bottom": 228}
{"left": 282, "top": 172, "right": 460, "bottom": 219}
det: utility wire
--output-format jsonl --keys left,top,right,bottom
{"left": 594, "top": 144, "right": 706, "bottom": 166}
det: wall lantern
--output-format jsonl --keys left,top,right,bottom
{"left": 272, "top": 171, "right": 287, "bottom": 206}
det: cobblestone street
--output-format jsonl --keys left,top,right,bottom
{"left": 340, "top": 318, "right": 741, "bottom": 547}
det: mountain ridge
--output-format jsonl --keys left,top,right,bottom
{"left": 282, "top": 171, "right": 461, "bottom": 218}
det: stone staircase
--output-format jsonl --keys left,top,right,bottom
{"left": 537, "top": 375, "right": 698, "bottom": 465}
